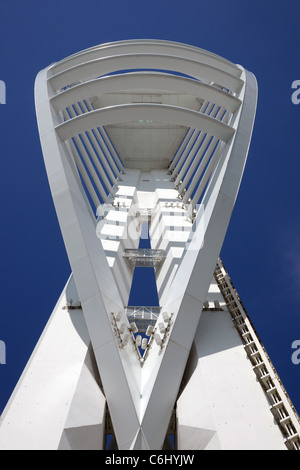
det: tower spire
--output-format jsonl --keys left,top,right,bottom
{"left": 1, "top": 40, "right": 299, "bottom": 450}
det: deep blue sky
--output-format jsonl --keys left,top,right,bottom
{"left": 0, "top": 0, "right": 299, "bottom": 420}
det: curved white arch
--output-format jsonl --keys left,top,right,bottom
{"left": 49, "top": 53, "right": 244, "bottom": 93}
{"left": 50, "top": 72, "right": 241, "bottom": 113}
{"left": 33, "top": 40, "right": 257, "bottom": 451}
{"left": 55, "top": 103, "right": 235, "bottom": 142}
{"left": 50, "top": 39, "right": 242, "bottom": 78}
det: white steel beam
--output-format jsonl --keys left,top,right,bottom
{"left": 49, "top": 53, "right": 244, "bottom": 94}
{"left": 181, "top": 136, "right": 219, "bottom": 202}
{"left": 50, "top": 73, "right": 241, "bottom": 114}
{"left": 83, "top": 99, "right": 123, "bottom": 175}
{"left": 136, "top": 69, "right": 257, "bottom": 449}
{"left": 79, "top": 100, "right": 120, "bottom": 181}
{"left": 173, "top": 103, "right": 218, "bottom": 187}
{"left": 168, "top": 128, "right": 194, "bottom": 172}
{"left": 55, "top": 103, "right": 235, "bottom": 144}
{"left": 171, "top": 100, "right": 210, "bottom": 179}
{"left": 35, "top": 68, "right": 142, "bottom": 449}
{"left": 189, "top": 140, "right": 221, "bottom": 208}
{"left": 66, "top": 106, "right": 113, "bottom": 198}
{"left": 71, "top": 103, "right": 116, "bottom": 191}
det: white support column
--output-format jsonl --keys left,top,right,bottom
{"left": 173, "top": 102, "right": 214, "bottom": 186}
{"left": 168, "top": 128, "right": 194, "bottom": 173}
{"left": 85, "top": 100, "right": 124, "bottom": 172}
{"left": 63, "top": 108, "right": 104, "bottom": 206}
{"left": 83, "top": 99, "right": 123, "bottom": 177}
{"left": 189, "top": 140, "right": 221, "bottom": 209}
{"left": 178, "top": 108, "right": 226, "bottom": 199}
{"left": 71, "top": 103, "right": 114, "bottom": 195}
{"left": 69, "top": 137, "right": 103, "bottom": 207}
{"left": 79, "top": 101, "right": 118, "bottom": 186}
{"left": 170, "top": 129, "right": 196, "bottom": 179}
{"left": 170, "top": 101, "right": 210, "bottom": 179}
{"left": 100, "top": 126, "right": 125, "bottom": 173}
{"left": 173, "top": 130, "right": 206, "bottom": 187}
{"left": 182, "top": 137, "right": 220, "bottom": 204}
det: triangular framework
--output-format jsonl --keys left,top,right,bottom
{"left": 31, "top": 40, "right": 258, "bottom": 449}
{"left": 4, "top": 41, "right": 299, "bottom": 451}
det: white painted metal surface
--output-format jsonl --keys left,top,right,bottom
{"left": 177, "top": 275, "right": 286, "bottom": 450}
{"left": 0, "top": 276, "right": 106, "bottom": 450}
{"left": 2, "top": 39, "right": 298, "bottom": 450}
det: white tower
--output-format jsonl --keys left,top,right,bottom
{"left": 0, "top": 40, "right": 299, "bottom": 450}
